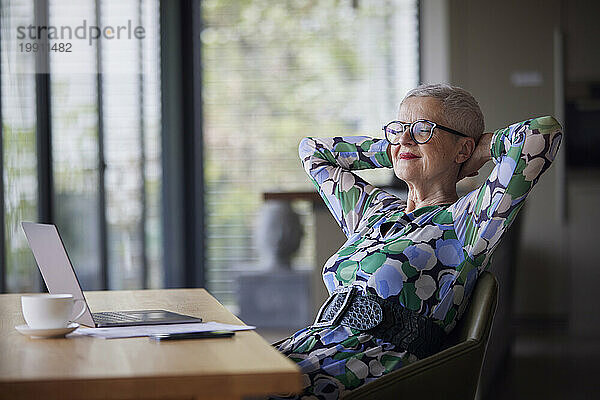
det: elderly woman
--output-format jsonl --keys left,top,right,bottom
{"left": 274, "top": 84, "right": 562, "bottom": 399}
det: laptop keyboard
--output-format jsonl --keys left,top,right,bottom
{"left": 93, "top": 311, "right": 142, "bottom": 323}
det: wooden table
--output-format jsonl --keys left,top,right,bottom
{"left": 0, "top": 289, "right": 302, "bottom": 400}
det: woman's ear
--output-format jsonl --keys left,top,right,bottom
{"left": 456, "top": 137, "right": 475, "bottom": 164}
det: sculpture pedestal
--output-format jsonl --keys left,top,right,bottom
{"left": 237, "top": 270, "right": 312, "bottom": 330}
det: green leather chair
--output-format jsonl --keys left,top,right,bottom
{"left": 342, "top": 271, "right": 499, "bottom": 400}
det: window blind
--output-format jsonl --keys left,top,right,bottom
{"left": 1, "top": 0, "right": 162, "bottom": 292}
{"left": 202, "top": 0, "right": 419, "bottom": 306}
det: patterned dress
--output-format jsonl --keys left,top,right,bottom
{"left": 274, "top": 116, "right": 562, "bottom": 400}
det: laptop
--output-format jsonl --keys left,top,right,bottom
{"left": 21, "top": 221, "right": 203, "bottom": 328}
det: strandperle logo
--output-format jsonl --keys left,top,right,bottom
{"left": 17, "top": 19, "right": 146, "bottom": 46}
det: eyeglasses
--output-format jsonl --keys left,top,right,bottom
{"left": 383, "top": 119, "right": 468, "bottom": 145}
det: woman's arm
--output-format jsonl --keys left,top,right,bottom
{"left": 452, "top": 116, "right": 563, "bottom": 261}
{"left": 299, "top": 136, "right": 401, "bottom": 237}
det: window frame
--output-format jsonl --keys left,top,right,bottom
{"left": 159, "top": 0, "right": 205, "bottom": 288}
{"left": 34, "top": 0, "right": 52, "bottom": 292}
{"left": 0, "top": 0, "right": 4, "bottom": 293}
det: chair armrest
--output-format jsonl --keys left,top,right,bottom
{"left": 342, "top": 339, "right": 486, "bottom": 400}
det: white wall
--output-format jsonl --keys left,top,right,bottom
{"left": 423, "top": 0, "right": 600, "bottom": 334}
{"left": 423, "top": 0, "right": 569, "bottom": 317}
{"left": 313, "top": 0, "right": 600, "bottom": 332}
{"left": 562, "top": 1, "right": 600, "bottom": 337}
{"left": 420, "top": 0, "right": 450, "bottom": 84}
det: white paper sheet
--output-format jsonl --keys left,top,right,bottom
{"left": 69, "top": 321, "right": 255, "bottom": 339}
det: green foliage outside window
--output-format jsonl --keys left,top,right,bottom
{"left": 202, "top": 0, "right": 417, "bottom": 304}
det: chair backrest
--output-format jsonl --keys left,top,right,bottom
{"left": 343, "top": 271, "right": 498, "bottom": 400}
{"left": 445, "top": 271, "right": 499, "bottom": 346}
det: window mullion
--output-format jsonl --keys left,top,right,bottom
{"left": 183, "top": 0, "right": 205, "bottom": 288}
{"left": 138, "top": 0, "right": 148, "bottom": 289}
{"left": 95, "top": 0, "right": 109, "bottom": 290}
{"left": 34, "top": 0, "right": 52, "bottom": 225}
{"left": 160, "top": 0, "right": 205, "bottom": 288}
{"left": 34, "top": 0, "right": 52, "bottom": 293}
{"left": 0, "top": 9, "right": 5, "bottom": 294}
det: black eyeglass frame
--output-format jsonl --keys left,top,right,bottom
{"left": 383, "top": 119, "right": 469, "bottom": 145}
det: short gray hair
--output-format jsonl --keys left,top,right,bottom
{"left": 401, "top": 84, "right": 484, "bottom": 140}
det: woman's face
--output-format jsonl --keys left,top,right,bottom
{"left": 389, "top": 96, "right": 465, "bottom": 186}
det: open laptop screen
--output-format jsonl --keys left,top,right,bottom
{"left": 21, "top": 221, "right": 96, "bottom": 327}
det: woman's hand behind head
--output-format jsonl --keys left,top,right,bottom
{"left": 457, "top": 132, "right": 493, "bottom": 182}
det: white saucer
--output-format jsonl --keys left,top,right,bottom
{"left": 15, "top": 323, "right": 79, "bottom": 339}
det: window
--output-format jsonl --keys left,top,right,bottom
{"left": 1, "top": 0, "right": 419, "bottom": 299}
{"left": 202, "top": 0, "right": 420, "bottom": 305}
{"left": 1, "top": 0, "right": 38, "bottom": 292}
{"left": 1, "top": 0, "right": 162, "bottom": 292}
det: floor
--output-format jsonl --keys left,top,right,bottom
{"left": 487, "top": 334, "right": 600, "bottom": 400}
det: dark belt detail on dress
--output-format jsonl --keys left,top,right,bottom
{"left": 312, "top": 286, "right": 447, "bottom": 359}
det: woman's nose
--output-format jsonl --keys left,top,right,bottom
{"left": 399, "top": 126, "right": 414, "bottom": 145}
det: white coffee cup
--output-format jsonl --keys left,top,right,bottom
{"left": 21, "top": 294, "right": 86, "bottom": 329}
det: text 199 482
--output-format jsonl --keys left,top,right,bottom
{"left": 18, "top": 42, "right": 72, "bottom": 53}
